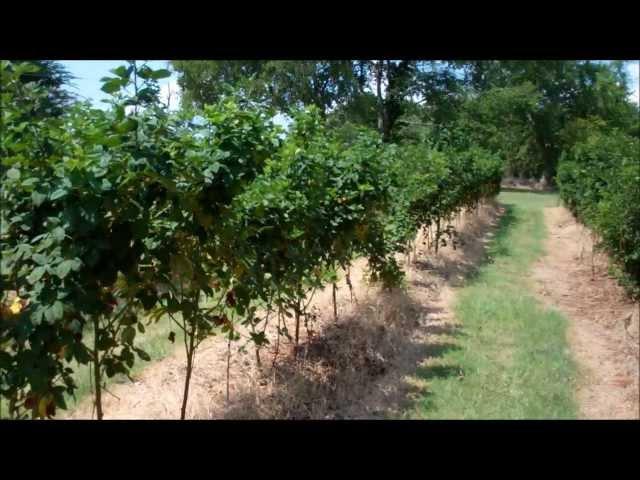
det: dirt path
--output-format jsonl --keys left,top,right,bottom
{"left": 532, "top": 206, "right": 639, "bottom": 419}
{"left": 67, "top": 203, "right": 503, "bottom": 419}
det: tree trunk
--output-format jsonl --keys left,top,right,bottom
{"left": 93, "top": 317, "right": 103, "bottom": 420}
{"left": 294, "top": 300, "right": 301, "bottom": 358}
{"left": 272, "top": 305, "right": 282, "bottom": 369}
{"left": 180, "top": 325, "right": 196, "bottom": 420}
{"left": 345, "top": 266, "right": 355, "bottom": 304}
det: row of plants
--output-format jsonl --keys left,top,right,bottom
{"left": 556, "top": 120, "right": 640, "bottom": 299}
{"left": 0, "top": 61, "right": 502, "bottom": 419}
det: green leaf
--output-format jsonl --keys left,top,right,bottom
{"left": 15, "top": 63, "right": 40, "bottom": 75}
{"left": 120, "top": 313, "right": 137, "bottom": 326}
{"left": 122, "top": 348, "right": 135, "bottom": 368}
{"left": 31, "top": 307, "right": 46, "bottom": 325}
{"left": 7, "top": 168, "right": 20, "bottom": 180}
{"left": 0, "top": 351, "right": 12, "bottom": 369}
{"left": 97, "top": 334, "right": 116, "bottom": 350}
{"left": 27, "top": 266, "right": 46, "bottom": 284}
{"left": 50, "top": 189, "right": 67, "bottom": 201}
{"left": 52, "top": 227, "right": 66, "bottom": 242}
{"left": 103, "top": 135, "right": 122, "bottom": 147}
{"left": 69, "top": 258, "right": 82, "bottom": 271}
{"left": 74, "top": 344, "right": 92, "bottom": 364}
{"left": 135, "top": 348, "right": 151, "bottom": 361}
{"left": 32, "top": 253, "right": 48, "bottom": 265}
{"left": 250, "top": 331, "right": 269, "bottom": 346}
{"left": 150, "top": 69, "right": 171, "bottom": 80}
{"left": 137, "top": 87, "right": 157, "bottom": 103}
{"left": 52, "top": 387, "right": 68, "bottom": 410}
{"left": 111, "top": 65, "right": 133, "bottom": 80}
{"left": 101, "top": 79, "right": 123, "bottom": 94}
{"left": 105, "top": 363, "right": 116, "bottom": 377}
{"left": 137, "top": 289, "right": 157, "bottom": 310}
{"left": 44, "top": 301, "right": 64, "bottom": 323}
{"left": 32, "top": 191, "right": 47, "bottom": 206}
{"left": 288, "top": 227, "right": 305, "bottom": 239}
{"left": 121, "top": 326, "right": 136, "bottom": 345}
{"left": 136, "top": 66, "right": 153, "bottom": 79}
{"left": 115, "top": 118, "right": 138, "bottom": 133}
{"left": 55, "top": 260, "right": 75, "bottom": 279}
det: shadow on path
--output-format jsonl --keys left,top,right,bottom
{"left": 215, "top": 202, "right": 515, "bottom": 419}
{"left": 407, "top": 202, "right": 523, "bottom": 415}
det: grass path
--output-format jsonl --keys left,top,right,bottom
{"left": 2, "top": 191, "right": 581, "bottom": 420}
{"left": 405, "top": 191, "right": 578, "bottom": 419}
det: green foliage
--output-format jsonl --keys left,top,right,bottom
{"left": 457, "top": 82, "right": 542, "bottom": 177}
{"left": 1, "top": 60, "right": 503, "bottom": 419}
{"left": 1, "top": 61, "right": 159, "bottom": 418}
{"left": 5, "top": 58, "right": 638, "bottom": 420}
{"left": 328, "top": 93, "right": 379, "bottom": 131}
{"left": 392, "top": 142, "right": 502, "bottom": 233}
{"left": 12, "top": 60, "right": 76, "bottom": 117}
{"left": 172, "top": 61, "right": 365, "bottom": 116}
{"left": 461, "top": 60, "right": 638, "bottom": 180}
{"left": 226, "top": 107, "right": 393, "bottom": 303}
{"left": 557, "top": 129, "right": 640, "bottom": 298}
{"left": 413, "top": 61, "right": 467, "bottom": 127}
{"left": 173, "top": 60, "right": 638, "bottom": 170}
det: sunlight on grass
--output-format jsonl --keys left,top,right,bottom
{"left": 405, "top": 191, "right": 578, "bottom": 419}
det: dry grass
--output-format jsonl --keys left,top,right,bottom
{"left": 216, "top": 288, "right": 440, "bottom": 419}
{"left": 532, "top": 205, "right": 639, "bottom": 419}
{"left": 65, "top": 202, "right": 502, "bottom": 419}
{"left": 196, "top": 202, "right": 503, "bottom": 419}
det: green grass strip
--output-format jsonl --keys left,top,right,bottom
{"left": 405, "top": 191, "right": 578, "bottom": 419}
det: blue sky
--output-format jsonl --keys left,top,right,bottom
{"left": 59, "top": 60, "right": 179, "bottom": 109}
{"left": 628, "top": 60, "right": 640, "bottom": 104}
{"left": 60, "top": 60, "right": 640, "bottom": 108}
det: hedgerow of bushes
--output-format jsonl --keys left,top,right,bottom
{"left": 0, "top": 61, "right": 502, "bottom": 419}
{"left": 556, "top": 126, "right": 640, "bottom": 299}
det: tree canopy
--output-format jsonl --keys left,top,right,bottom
{"left": 172, "top": 59, "right": 638, "bottom": 181}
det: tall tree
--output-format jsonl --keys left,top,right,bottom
{"left": 363, "top": 60, "right": 417, "bottom": 141}
{"left": 171, "top": 60, "right": 266, "bottom": 108}
{"left": 412, "top": 61, "right": 467, "bottom": 127}
{"left": 173, "top": 60, "right": 424, "bottom": 140}
{"left": 263, "top": 61, "right": 365, "bottom": 116}
{"left": 456, "top": 60, "right": 637, "bottom": 181}
{"left": 171, "top": 60, "right": 365, "bottom": 116}
{"left": 459, "top": 82, "right": 541, "bottom": 177}
{"left": 13, "top": 60, "right": 75, "bottom": 117}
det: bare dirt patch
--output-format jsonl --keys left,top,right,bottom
{"left": 532, "top": 206, "right": 639, "bottom": 419}
{"left": 67, "top": 203, "right": 503, "bottom": 420}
